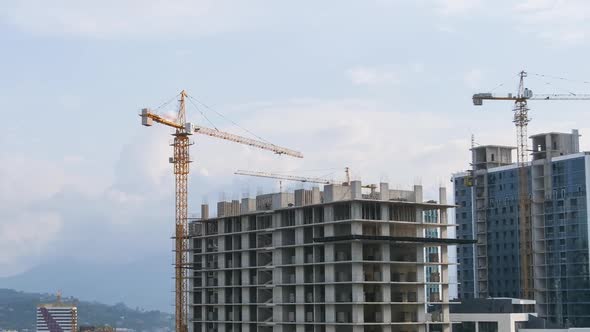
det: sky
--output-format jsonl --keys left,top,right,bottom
{"left": 2, "top": 0, "right": 590, "bottom": 311}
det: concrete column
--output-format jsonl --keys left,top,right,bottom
{"left": 296, "top": 266, "right": 305, "bottom": 286}
{"left": 272, "top": 321, "right": 283, "bottom": 332}
{"left": 325, "top": 263, "right": 335, "bottom": 282}
{"left": 295, "top": 246, "right": 304, "bottom": 265}
{"left": 325, "top": 224, "right": 334, "bottom": 237}
{"left": 351, "top": 202, "right": 362, "bottom": 219}
{"left": 295, "top": 228, "right": 304, "bottom": 246}
{"left": 352, "top": 304, "right": 364, "bottom": 323}
{"left": 325, "top": 244, "right": 335, "bottom": 263}
{"left": 414, "top": 184, "right": 423, "bottom": 203}
{"left": 351, "top": 180, "right": 362, "bottom": 199}
{"left": 352, "top": 262, "right": 363, "bottom": 282}
{"left": 325, "top": 304, "right": 335, "bottom": 323}
{"left": 380, "top": 182, "right": 390, "bottom": 200}
{"left": 296, "top": 306, "right": 305, "bottom": 331}
{"left": 351, "top": 241, "right": 362, "bottom": 261}
{"left": 351, "top": 220, "right": 363, "bottom": 235}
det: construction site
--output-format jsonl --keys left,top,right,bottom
{"left": 137, "top": 70, "right": 590, "bottom": 332}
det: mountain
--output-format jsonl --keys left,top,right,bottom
{"left": 0, "top": 255, "right": 173, "bottom": 313}
{"left": 0, "top": 289, "right": 173, "bottom": 331}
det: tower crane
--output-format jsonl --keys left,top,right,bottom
{"left": 234, "top": 167, "right": 377, "bottom": 189}
{"left": 140, "top": 90, "right": 303, "bottom": 332}
{"left": 473, "top": 71, "right": 590, "bottom": 300}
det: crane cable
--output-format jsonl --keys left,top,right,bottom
{"left": 528, "top": 75, "right": 578, "bottom": 96}
{"left": 153, "top": 92, "right": 181, "bottom": 112}
{"left": 529, "top": 72, "right": 590, "bottom": 85}
{"left": 186, "top": 96, "right": 219, "bottom": 131}
{"left": 186, "top": 93, "right": 272, "bottom": 145}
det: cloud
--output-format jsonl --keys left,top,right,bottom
{"left": 514, "top": 0, "right": 590, "bottom": 43}
{"left": 347, "top": 66, "right": 400, "bottom": 86}
{"left": 435, "top": 0, "right": 482, "bottom": 15}
{"left": 0, "top": 0, "right": 266, "bottom": 39}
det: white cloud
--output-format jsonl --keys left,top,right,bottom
{"left": 347, "top": 66, "right": 400, "bottom": 86}
{"left": 0, "top": 0, "right": 266, "bottom": 39}
{"left": 514, "top": 0, "right": 590, "bottom": 43}
{"left": 435, "top": 0, "right": 482, "bottom": 15}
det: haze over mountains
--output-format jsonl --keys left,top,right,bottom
{"left": 0, "top": 289, "right": 173, "bottom": 331}
{"left": 0, "top": 254, "right": 172, "bottom": 313}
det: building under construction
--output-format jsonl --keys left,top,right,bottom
{"left": 189, "top": 181, "right": 471, "bottom": 332}
{"left": 453, "top": 129, "right": 590, "bottom": 327}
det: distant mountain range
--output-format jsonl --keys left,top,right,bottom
{"left": 0, "top": 255, "right": 173, "bottom": 313}
{"left": 0, "top": 289, "right": 173, "bottom": 331}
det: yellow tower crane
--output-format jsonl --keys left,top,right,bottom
{"left": 140, "top": 90, "right": 303, "bottom": 332}
{"left": 473, "top": 71, "right": 590, "bottom": 300}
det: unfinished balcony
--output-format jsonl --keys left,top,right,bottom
{"left": 335, "top": 284, "right": 352, "bottom": 302}
{"left": 282, "top": 266, "right": 296, "bottom": 284}
{"left": 335, "top": 264, "right": 352, "bottom": 282}
{"left": 391, "top": 291, "right": 418, "bottom": 303}
{"left": 283, "top": 306, "right": 297, "bottom": 322}
{"left": 364, "top": 264, "right": 382, "bottom": 282}
{"left": 283, "top": 286, "right": 296, "bottom": 304}
{"left": 364, "top": 305, "right": 383, "bottom": 323}
{"left": 391, "top": 270, "right": 417, "bottom": 283}
{"left": 391, "top": 224, "right": 418, "bottom": 238}
{"left": 363, "top": 243, "right": 382, "bottom": 261}
{"left": 364, "top": 284, "right": 383, "bottom": 302}
{"left": 390, "top": 244, "right": 416, "bottom": 262}
{"left": 334, "top": 243, "right": 352, "bottom": 261}
{"left": 389, "top": 205, "right": 416, "bottom": 222}
{"left": 335, "top": 305, "right": 353, "bottom": 323}
{"left": 391, "top": 311, "right": 418, "bottom": 323}
{"left": 282, "top": 248, "right": 296, "bottom": 265}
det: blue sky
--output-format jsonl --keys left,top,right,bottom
{"left": 1, "top": 0, "right": 590, "bottom": 310}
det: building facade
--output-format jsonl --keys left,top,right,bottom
{"left": 453, "top": 130, "right": 590, "bottom": 327}
{"left": 36, "top": 304, "right": 77, "bottom": 332}
{"left": 189, "top": 181, "right": 469, "bottom": 332}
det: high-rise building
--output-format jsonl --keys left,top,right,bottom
{"left": 37, "top": 295, "right": 77, "bottom": 332}
{"left": 189, "top": 181, "right": 470, "bottom": 332}
{"left": 452, "top": 129, "right": 590, "bottom": 327}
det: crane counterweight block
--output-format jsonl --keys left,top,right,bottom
{"left": 141, "top": 108, "right": 153, "bottom": 126}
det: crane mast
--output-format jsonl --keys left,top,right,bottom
{"left": 514, "top": 71, "right": 533, "bottom": 299}
{"left": 140, "top": 91, "right": 302, "bottom": 332}
{"left": 473, "top": 71, "right": 590, "bottom": 300}
{"left": 173, "top": 91, "right": 190, "bottom": 332}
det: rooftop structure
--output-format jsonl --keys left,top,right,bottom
{"left": 189, "top": 181, "right": 472, "bottom": 332}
